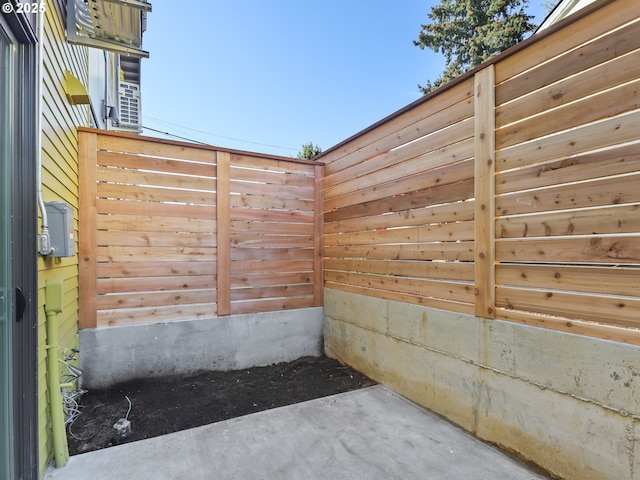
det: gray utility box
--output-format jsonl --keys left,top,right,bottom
{"left": 45, "top": 202, "right": 75, "bottom": 257}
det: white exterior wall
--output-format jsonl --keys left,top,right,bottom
{"left": 87, "top": 48, "right": 106, "bottom": 129}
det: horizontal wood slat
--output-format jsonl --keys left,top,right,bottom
{"left": 231, "top": 166, "right": 315, "bottom": 187}
{"left": 325, "top": 258, "right": 474, "bottom": 281}
{"left": 96, "top": 290, "right": 217, "bottom": 310}
{"left": 496, "top": 110, "right": 640, "bottom": 172}
{"left": 496, "top": 236, "right": 640, "bottom": 264}
{"left": 496, "top": 173, "right": 640, "bottom": 216}
{"left": 325, "top": 200, "right": 475, "bottom": 234}
{"left": 230, "top": 284, "right": 314, "bottom": 301}
{"left": 325, "top": 135, "right": 474, "bottom": 196}
{"left": 97, "top": 230, "right": 216, "bottom": 248}
{"left": 496, "top": 264, "right": 640, "bottom": 297}
{"left": 495, "top": 307, "right": 640, "bottom": 345}
{"left": 324, "top": 221, "right": 474, "bottom": 246}
{"left": 97, "top": 214, "right": 216, "bottom": 234}
{"left": 496, "top": 286, "right": 640, "bottom": 329}
{"left": 325, "top": 281, "right": 475, "bottom": 316}
{"left": 97, "top": 261, "right": 216, "bottom": 278}
{"left": 97, "top": 198, "right": 216, "bottom": 219}
{"left": 230, "top": 234, "right": 313, "bottom": 248}
{"left": 496, "top": 48, "right": 640, "bottom": 129}
{"left": 496, "top": 143, "right": 640, "bottom": 195}
{"left": 231, "top": 260, "right": 313, "bottom": 275}
{"left": 325, "top": 179, "right": 474, "bottom": 222}
{"left": 97, "top": 150, "right": 217, "bottom": 177}
{"left": 97, "top": 246, "right": 217, "bottom": 263}
{"left": 497, "top": 204, "right": 640, "bottom": 238}
{"left": 97, "top": 304, "right": 217, "bottom": 327}
{"left": 321, "top": 79, "right": 474, "bottom": 169}
{"left": 231, "top": 153, "right": 317, "bottom": 173}
{"left": 96, "top": 135, "right": 218, "bottom": 164}
{"left": 229, "top": 205, "right": 314, "bottom": 222}
{"left": 231, "top": 272, "right": 313, "bottom": 288}
{"left": 325, "top": 270, "right": 475, "bottom": 304}
{"left": 97, "top": 275, "right": 216, "bottom": 294}
{"left": 230, "top": 297, "right": 315, "bottom": 315}
{"left": 230, "top": 248, "right": 314, "bottom": 262}
{"left": 230, "top": 179, "right": 315, "bottom": 200}
{"left": 325, "top": 158, "right": 474, "bottom": 213}
{"left": 496, "top": 17, "right": 640, "bottom": 105}
{"left": 325, "top": 243, "right": 476, "bottom": 262}
{"left": 497, "top": 78, "right": 640, "bottom": 150}
{"left": 97, "top": 182, "right": 216, "bottom": 204}
{"left": 97, "top": 165, "right": 216, "bottom": 192}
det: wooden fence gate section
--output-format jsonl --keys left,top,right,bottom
{"left": 78, "top": 129, "right": 323, "bottom": 328}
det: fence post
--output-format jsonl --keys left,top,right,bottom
{"left": 78, "top": 130, "right": 98, "bottom": 328}
{"left": 474, "top": 65, "right": 496, "bottom": 319}
{"left": 216, "top": 151, "right": 231, "bottom": 316}
{"left": 313, "top": 164, "right": 325, "bottom": 307}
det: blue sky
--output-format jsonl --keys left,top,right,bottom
{"left": 141, "top": 1, "right": 552, "bottom": 157}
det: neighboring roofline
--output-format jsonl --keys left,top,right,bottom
{"left": 534, "top": 1, "right": 562, "bottom": 34}
{"left": 316, "top": 0, "right": 615, "bottom": 161}
{"left": 536, "top": 0, "right": 598, "bottom": 33}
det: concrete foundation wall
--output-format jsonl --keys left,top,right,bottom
{"left": 324, "top": 289, "right": 640, "bottom": 480}
{"left": 80, "top": 308, "right": 324, "bottom": 389}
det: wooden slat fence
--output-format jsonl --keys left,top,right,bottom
{"left": 323, "top": 76, "right": 477, "bottom": 315}
{"left": 78, "top": 129, "right": 323, "bottom": 328}
{"left": 493, "top": 0, "right": 640, "bottom": 338}
{"left": 320, "top": 0, "right": 640, "bottom": 344}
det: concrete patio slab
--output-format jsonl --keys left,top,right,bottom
{"left": 45, "top": 386, "right": 546, "bottom": 480}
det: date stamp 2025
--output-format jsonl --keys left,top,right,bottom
{"left": 2, "top": 2, "right": 46, "bottom": 14}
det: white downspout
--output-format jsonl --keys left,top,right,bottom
{"left": 37, "top": 9, "right": 52, "bottom": 255}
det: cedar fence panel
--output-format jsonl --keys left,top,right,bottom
{"left": 227, "top": 153, "right": 319, "bottom": 315}
{"left": 323, "top": 74, "right": 477, "bottom": 314}
{"left": 494, "top": 0, "right": 640, "bottom": 338}
{"left": 78, "top": 129, "right": 323, "bottom": 328}
{"left": 320, "top": 0, "right": 640, "bottom": 344}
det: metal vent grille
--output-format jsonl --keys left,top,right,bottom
{"left": 118, "top": 81, "right": 141, "bottom": 131}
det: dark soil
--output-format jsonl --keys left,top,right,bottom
{"left": 67, "top": 355, "right": 375, "bottom": 455}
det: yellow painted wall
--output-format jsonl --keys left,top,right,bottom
{"left": 38, "top": 0, "right": 88, "bottom": 475}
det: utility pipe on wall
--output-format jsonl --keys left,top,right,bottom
{"left": 45, "top": 279, "right": 68, "bottom": 468}
{"left": 37, "top": 8, "right": 52, "bottom": 255}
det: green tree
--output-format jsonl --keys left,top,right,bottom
{"left": 297, "top": 142, "right": 322, "bottom": 160}
{"left": 415, "top": 0, "right": 536, "bottom": 93}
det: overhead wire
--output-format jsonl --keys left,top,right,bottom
{"left": 141, "top": 125, "right": 212, "bottom": 146}
{"left": 142, "top": 115, "right": 299, "bottom": 152}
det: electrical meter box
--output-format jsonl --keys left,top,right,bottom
{"left": 45, "top": 202, "right": 75, "bottom": 257}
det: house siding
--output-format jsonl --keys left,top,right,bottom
{"left": 38, "top": 0, "right": 88, "bottom": 475}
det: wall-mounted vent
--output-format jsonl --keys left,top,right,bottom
{"left": 117, "top": 81, "right": 141, "bottom": 132}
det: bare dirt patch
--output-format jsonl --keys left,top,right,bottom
{"left": 68, "top": 355, "right": 375, "bottom": 455}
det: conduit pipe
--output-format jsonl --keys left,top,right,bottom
{"left": 45, "top": 279, "right": 68, "bottom": 468}
{"left": 37, "top": 9, "right": 52, "bottom": 255}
